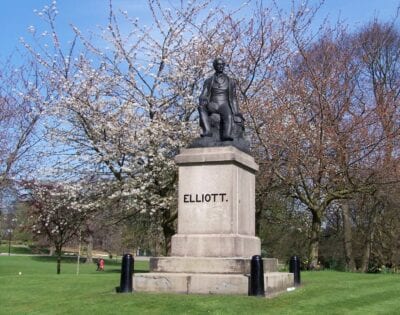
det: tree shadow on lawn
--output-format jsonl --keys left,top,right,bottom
{"left": 30, "top": 256, "right": 148, "bottom": 273}
{"left": 31, "top": 255, "right": 93, "bottom": 264}
{"left": 0, "top": 244, "right": 49, "bottom": 255}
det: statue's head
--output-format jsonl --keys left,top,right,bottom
{"left": 213, "top": 58, "right": 225, "bottom": 73}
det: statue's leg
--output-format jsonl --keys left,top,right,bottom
{"left": 220, "top": 105, "right": 233, "bottom": 141}
{"left": 198, "top": 106, "right": 212, "bottom": 137}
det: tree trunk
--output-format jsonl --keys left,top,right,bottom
{"left": 342, "top": 202, "right": 356, "bottom": 271}
{"left": 162, "top": 208, "right": 177, "bottom": 256}
{"left": 49, "top": 246, "right": 55, "bottom": 256}
{"left": 85, "top": 234, "right": 93, "bottom": 264}
{"left": 360, "top": 222, "right": 377, "bottom": 272}
{"left": 162, "top": 223, "right": 175, "bottom": 256}
{"left": 308, "top": 210, "right": 321, "bottom": 269}
{"left": 360, "top": 235, "right": 372, "bottom": 273}
{"left": 56, "top": 246, "right": 62, "bottom": 274}
{"left": 390, "top": 229, "right": 400, "bottom": 268}
{"left": 360, "top": 203, "right": 380, "bottom": 272}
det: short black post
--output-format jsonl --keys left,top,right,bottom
{"left": 249, "top": 255, "right": 265, "bottom": 296}
{"left": 289, "top": 255, "right": 301, "bottom": 286}
{"left": 117, "top": 253, "right": 134, "bottom": 293}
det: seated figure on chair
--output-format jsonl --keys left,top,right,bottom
{"left": 198, "top": 57, "right": 244, "bottom": 141}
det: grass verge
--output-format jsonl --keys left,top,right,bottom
{"left": 1, "top": 256, "right": 400, "bottom": 314}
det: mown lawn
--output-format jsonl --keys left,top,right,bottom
{"left": 1, "top": 256, "right": 400, "bottom": 314}
{"left": 0, "top": 244, "right": 49, "bottom": 255}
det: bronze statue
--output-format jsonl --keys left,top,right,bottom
{"left": 189, "top": 57, "right": 249, "bottom": 153}
{"left": 198, "top": 58, "right": 244, "bottom": 141}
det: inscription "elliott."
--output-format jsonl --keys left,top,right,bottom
{"left": 183, "top": 193, "right": 228, "bottom": 203}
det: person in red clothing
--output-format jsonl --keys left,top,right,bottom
{"left": 99, "top": 258, "right": 105, "bottom": 271}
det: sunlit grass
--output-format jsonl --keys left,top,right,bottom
{"left": 1, "top": 256, "right": 400, "bottom": 314}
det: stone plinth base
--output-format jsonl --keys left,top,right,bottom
{"left": 133, "top": 271, "right": 293, "bottom": 296}
{"left": 133, "top": 257, "right": 293, "bottom": 296}
{"left": 171, "top": 234, "right": 260, "bottom": 257}
{"left": 133, "top": 273, "right": 249, "bottom": 295}
{"left": 149, "top": 257, "right": 279, "bottom": 274}
{"left": 265, "top": 272, "right": 295, "bottom": 297}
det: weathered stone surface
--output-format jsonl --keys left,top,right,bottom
{"left": 188, "top": 274, "right": 249, "bottom": 295}
{"left": 133, "top": 147, "right": 293, "bottom": 297}
{"left": 171, "top": 234, "right": 260, "bottom": 257}
{"left": 134, "top": 273, "right": 249, "bottom": 295}
{"left": 265, "top": 272, "right": 294, "bottom": 296}
{"left": 172, "top": 147, "right": 259, "bottom": 258}
{"left": 133, "top": 273, "right": 189, "bottom": 294}
{"left": 175, "top": 146, "right": 258, "bottom": 171}
{"left": 263, "top": 258, "right": 279, "bottom": 272}
{"left": 133, "top": 272, "right": 293, "bottom": 295}
{"left": 149, "top": 257, "right": 279, "bottom": 274}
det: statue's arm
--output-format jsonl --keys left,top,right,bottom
{"left": 199, "top": 78, "right": 210, "bottom": 106}
{"left": 231, "top": 80, "right": 245, "bottom": 122}
{"left": 231, "top": 80, "right": 239, "bottom": 115}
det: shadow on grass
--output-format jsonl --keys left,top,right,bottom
{"left": 0, "top": 245, "right": 49, "bottom": 255}
{"left": 31, "top": 256, "right": 88, "bottom": 264}
{"left": 29, "top": 256, "right": 148, "bottom": 273}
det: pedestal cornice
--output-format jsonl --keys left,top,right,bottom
{"left": 175, "top": 146, "right": 258, "bottom": 173}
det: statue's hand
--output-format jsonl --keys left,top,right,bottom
{"left": 233, "top": 113, "right": 244, "bottom": 123}
{"left": 199, "top": 98, "right": 208, "bottom": 107}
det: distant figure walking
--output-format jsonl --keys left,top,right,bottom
{"left": 97, "top": 258, "right": 105, "bottom": 271}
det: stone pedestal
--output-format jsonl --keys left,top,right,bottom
{"left": 133, "top": 146, "right": 293, "bottom": 296}
{"left": 172, "top": 146, "right": 260, "bottom": 258}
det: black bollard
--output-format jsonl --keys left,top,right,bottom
{"left": 249, "top": 255, "right": 265, "bottom": 296}
{"left": 117, "top": 253, "right": 134, "bottom": 293}
{"left": 289, "top": 255, "right": 301, "bottom": 286}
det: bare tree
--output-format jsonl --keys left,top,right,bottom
{"left": 249, "top": 12, "right": 400, "bottom": 267}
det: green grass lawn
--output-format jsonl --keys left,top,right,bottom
{"left": 1, "top": 256, "right": 400, "bottom": 314}
{"left": 0, "top": 244, "right": 49, "bottom": 255}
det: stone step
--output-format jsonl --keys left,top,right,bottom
{"left": 149, "top": 257, "right": 279, "bottom": 274}
{"left": 265, "top": 272, "right": 295, "bottom": 297}
{"left": 133, "top": 272, "right": 294, "bottom": 296}
{"left": 171, "top": 234, "right": 261, "bottom": 257}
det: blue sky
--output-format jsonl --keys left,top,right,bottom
{"left": 0, "top": 0, "right": 399, "bottom": 61}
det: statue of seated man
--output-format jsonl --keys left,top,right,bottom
{"left": 198, "top": 57, "right": 244, "bottom": 141}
